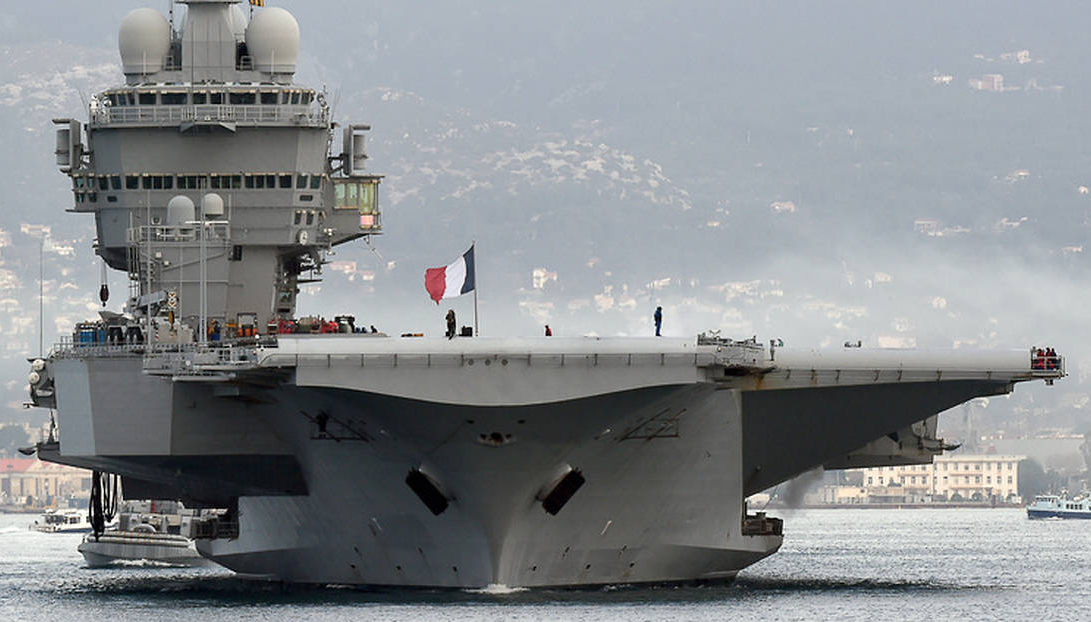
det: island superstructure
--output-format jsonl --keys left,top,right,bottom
{"left": 26, "top": 0, "right": 1065, "bottom": 588}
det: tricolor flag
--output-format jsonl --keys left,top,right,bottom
{"left": 425, "top": 245, "right": 475, "bottom": 304}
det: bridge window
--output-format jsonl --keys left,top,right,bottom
{"left": 290, "top": 92, "right": 301, "bottom": 105}
{"left": 260, "top": 91, "right": 278, "bottom": 105}
{"left": 211, "top": 174, "right": 242, "bottom": 190}
{"left": 296, "top": 174, "right": 308, "bottom": 189}
{"left": 230, "top": 92, "right": 256, "bottom": 105}
{"left": 279, "top": 174, "right": 292, "bottom": 189}
{"left": 138, "top": 92, "right": 156, "bottom": 105}
{"left": 161, "top": 92, "right": 186, "bottom": 105}
{"left": 176, "top": 175, "right": 205, "bottom": 190}
{"left": 302, "top": 92, "right": 314, "bottom": 105}
{"left": 210, "top": 174, "right": 242, "bottom": 190}
{"left": 209, "top": 92, "right": 224, "bottom": 105}
{"left": 245, "top": 174, "right": 276, "bottom": 189}
{"left": 192, "top": 92, "right": 207, "bottom": 105}
{"left": 310, "top": 175, "right": 321, "bottom": 190}
{"left": 142, "top": 175, "right": 172, "bottom": 190}
{"left": 332, "top": 179, "right": 378, "bottom": 215}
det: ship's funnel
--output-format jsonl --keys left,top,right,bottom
{"left": 118, "top": 8, "right": 170, "bottom": 76}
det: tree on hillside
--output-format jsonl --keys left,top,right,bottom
{"left": 1019, "top": 458, "right": 1064, "bottom": 500}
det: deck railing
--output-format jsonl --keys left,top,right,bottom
{"left": 90, "top": 104, "right": 329, "bottom": 128}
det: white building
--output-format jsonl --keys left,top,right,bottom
{"left": 828, "top": 454, "right": 1024, "bottom": 504}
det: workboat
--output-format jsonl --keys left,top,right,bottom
{"left": 78, "top": 500, "right": 218, "bottom": 567}
{"left": 31, "top": 508, "right": 95, "bottom": 533}
{"left": 1026, "top": 494, "right": 1091, "bottom": 519}
{"left": 25, "top": 0, "right": 1065, "bottom": 588}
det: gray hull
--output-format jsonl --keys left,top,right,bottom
{"left": 37, "top": 336, "right": 1060, "bottom": 587}
{"left": 200, "top": 384, "right": 774, "bottom": 586}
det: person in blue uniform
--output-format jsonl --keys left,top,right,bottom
{"left": 654, "top": 306, "right": 662, "bottom": 336}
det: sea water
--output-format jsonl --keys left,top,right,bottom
{"left": 1, "top": 508, "right": 1087, "bottom": 621}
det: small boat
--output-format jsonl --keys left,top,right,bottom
{"left": 77, "top": 500, "right": 217, "bottom": 568}
{"left": 31, "top": 509, "right": 95, "bottom": 533}
{"left": 1026, "top": 494, "right": 1091, "bottom": 519}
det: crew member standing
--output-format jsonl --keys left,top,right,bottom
{"left": 654, "top": 306, "right": 663, "bottom": 336}
{"left": 446, "top": 309, "right": 457, "bottom": 339}
{"left": 545, "top": 324, "right": 552, "bottom": 336}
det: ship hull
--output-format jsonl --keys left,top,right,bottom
{"left": 198, "top": 383, "right": 779, "bottom": 587}
{"left": 1026, "top": 510, "right": 1091, "bottom": 519}
{"left": 38, "top": 338, "right": 1058, "bottom": 587}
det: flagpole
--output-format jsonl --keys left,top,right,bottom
{"left": 472, "top": 241, "right": 479, "bottom": 336}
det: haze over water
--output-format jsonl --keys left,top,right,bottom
{"left": 2, "top": 508, "right": 1087, "bottom": 621}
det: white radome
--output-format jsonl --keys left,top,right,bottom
{"left": 166, "top": 195, "right": 195, "bottom": 226}
{"left": 118, "top": 8, "right": 170, "bottom": 75}
{"left": 202, "top": 193, "right": 225, "bottom": 218}
{"left": 246, "top": 7, "right": 300, "bottom": 74}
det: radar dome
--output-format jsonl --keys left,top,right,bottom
{"left": 167, "top": 195, "right": 195, "bottom": 225}
{"left": 201, "top": 193, "right": 225, "bottom": 218}
{"left": 228, "top": 5, "right": 248, "bottom": 42}
{"left": 245, "top": 7, "right": 300, "bottom": 74}
{"left": 118, "top": 8, "right": 170, "bottom": 76}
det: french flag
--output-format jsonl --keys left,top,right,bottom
{"left": 425, "top": 245, "right": 476, "bottom": 303}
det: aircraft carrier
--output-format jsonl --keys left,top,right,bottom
{"left": 26, "top": 0, "right": 1064, "bottom": 588}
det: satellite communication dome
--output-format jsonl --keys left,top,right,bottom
{"left": 202, "top": 193, "right": 225, "bottom": 218}
{"left": 228, "top": 5, "right": 248, "bottom": 42}
{"left": 167, "top": 195, "right": 195, "bottom": 225}
{"left": 118, "top": 8, "right": 170, "bottom": 76}
{"left": 245, "top": 7, "right": 300, "bottom": 74}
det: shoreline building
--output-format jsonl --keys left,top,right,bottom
{"left": 0, "top": 458, "right": 91, "bottom": 509}
{"left": 820, "top": 454, "right": 1023, "bottom": 505}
